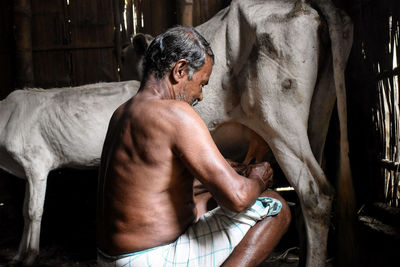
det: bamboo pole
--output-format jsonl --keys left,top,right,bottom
{"left": 133, "top": 0, "right": 144, "bottom": 33}
{"left": 14, "top": 0, "right": 34, "bottom": 88}
{"left": 119, "top": 0, "right": 128, "bottom": 46}
{"left": 126, "top": 0, "right": 134, "bottom": 37}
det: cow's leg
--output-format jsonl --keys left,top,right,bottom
{"left": 269, "top": 136, "right": 334, "bottom": 267}
{"left": 12, "top": 182, "right": 30, "bottom": 263}
{"left": 13, "top": 169, "right": 48, "bottom": 265}
{"left": 233, "top": 117, "right": 333, "bottom": 266}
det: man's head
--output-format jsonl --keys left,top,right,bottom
{"left": 143, "top": 26, "right": 214, "bottom": 81}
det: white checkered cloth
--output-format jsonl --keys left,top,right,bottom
{"left": 98, "top": 196, "right": 282, "bottom": 267}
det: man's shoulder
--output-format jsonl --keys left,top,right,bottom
{"left": 139, "top": 99, "right": 198, "bottom": 120}
{"left": 165, "top": 100, "right": 204, "bottom": 126}
{"left": 129, "top": 99, "right": 201, "bottom": 132}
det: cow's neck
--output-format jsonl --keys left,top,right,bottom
{"left": 194, "top": 6, "right": 244, "bottom": 131}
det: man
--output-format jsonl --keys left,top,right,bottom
{"left": 96, "top": 26, "right": 291, "bottom": 267}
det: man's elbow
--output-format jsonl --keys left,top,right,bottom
{"left": 225, "top": 190, "right": 253, "bottom": 213}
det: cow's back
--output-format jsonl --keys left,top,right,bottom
{"left": 0, "top": 81, "right": 140, "bottom": 173}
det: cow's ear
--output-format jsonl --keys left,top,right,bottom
{"left": 132, "top": 33, "right": 153, "bottom": 55}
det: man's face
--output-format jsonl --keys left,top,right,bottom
{"left": 178, "top": 56, "right": 213, "bottom": 106}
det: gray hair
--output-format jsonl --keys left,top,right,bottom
{"left": 142, "top": 26, "right": 214, "bottom": 81}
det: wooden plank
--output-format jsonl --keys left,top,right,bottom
{"left": 14, "top": 0, "right": 34, "bottom": 88}
{"left": 33, "top": 51, "right": 71, "bottom": 88}
{"left": 68, "top": 0, "right": 114, "bottom": 47}
{"left": 31, "top": 0, "right": 69, "bottom": 88}
{"left": 68, "top": 0, "right": 118, "bottom": 85}
{"left": 31, "top": 0, "right": 66, "bottom": 47}
{"left": 71, "top": 49, "right": 117, "bottom": 85}
{"left": 142, "top": 0, "right": 176, "bottom": 36}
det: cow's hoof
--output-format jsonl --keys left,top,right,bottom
{"left": 10, "top": 253, "right": 23, "bottom": 266}
{"left": 9, "top": 257, "right": 23, "bottom": 267}
{"left": 23, "top": 254, "right": 38, "bottom": 266}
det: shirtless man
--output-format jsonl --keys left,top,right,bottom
{"left": 96, "top": 26, "right": 291, "bottom": 267}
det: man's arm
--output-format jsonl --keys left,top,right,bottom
{"left": 171, "top": 102, "right": 270, "bottom": 212}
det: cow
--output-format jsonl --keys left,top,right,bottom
{"left": 119, "top": 33, "right": 153, "bottom": 82}
{"left": 0, "top": 80, "right": 140, "bottom": 265}
{"left": 0, "top": 0, "right": 354, "bottom": 266}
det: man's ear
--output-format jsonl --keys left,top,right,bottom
{"left": 171, "top": 59, "right": 188, "bottom": 83}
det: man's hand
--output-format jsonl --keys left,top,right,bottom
{"left": 226, "top": 159, "right": 273, "bottom": 190}
{"left": 226, "top": 159, "right": 247, "bottom": 176}
{"left": 245, "top": 162, "right": 274, "bottom": 190}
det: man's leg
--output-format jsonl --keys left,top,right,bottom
{"left": 222, "top": 190, "right": 291, "bottom": 267}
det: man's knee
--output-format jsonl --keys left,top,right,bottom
{"left": 261, "top": 190, "right": 291, "bottom": 231}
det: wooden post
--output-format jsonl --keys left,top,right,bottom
{"left": 14, "top": 0, "right": 34, "bottom": 88}
{"left": 177, "top": 0, "right": 193, "bottom": 26}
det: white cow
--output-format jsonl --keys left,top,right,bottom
{"left": 0, "top": 0, "right": 354, "bottom": 266}
{"left": 0, "top": 81, "right": 140, "bottom": 265}
{"left": 197, "top": 1, "right": 354, "bottom": 265}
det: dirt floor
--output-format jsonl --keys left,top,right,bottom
{"left": 0, "top": 168, "right": 398, "bottom": 267}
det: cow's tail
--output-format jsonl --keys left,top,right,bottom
{"left": 308, "top": 0, "right": 357, "bottom": 264}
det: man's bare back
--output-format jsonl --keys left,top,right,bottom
{"left": 97, "top": 96, "right": 198, "bottom": 254}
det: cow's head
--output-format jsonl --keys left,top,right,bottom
{"left": 120, "top": 33, "right": 154, "bottom": 81}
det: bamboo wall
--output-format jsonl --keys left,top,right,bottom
{"left": 1, "top": 0, "right": 120, "bottom": 95}
{"left": 341, "top": 0, "right": 400, "bottom": 207}
{"left": 128, "top": 0, "right": 231, "bottom": 37}
{"left": 31, "top": 0, "right": 119, "bottom": 89}
{"left": 0, "top": 0, "right": 231, "bottom": 99}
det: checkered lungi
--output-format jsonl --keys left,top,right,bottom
{"left": 97, "top": 196, "right": 282, "bottom": 267}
